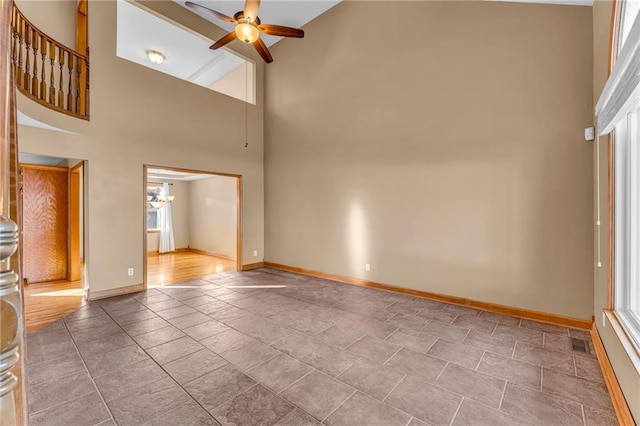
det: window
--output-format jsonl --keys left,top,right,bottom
{"left": 614, "top": 105, "right": 640, "bottom": 349}
{"left": 601, "top": 0, "right": 640, "bottom": 357}
{"left": 147, "top": 208, "right": 160, "bottom": 231}
{"left": 620, "top": 0, "right": 640, "bottom": 50}
{"left": 146, "top": 187, "right": 160, "bottom": 231}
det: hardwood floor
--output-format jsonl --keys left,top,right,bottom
{"left": 147, "top": 251, "right": 237, "bottom": 287}
{"left": 24, "top": 279, "right": 85, "bottom": 333}
{"left": 24, "top": 251, "right": 236, "bottom": 332}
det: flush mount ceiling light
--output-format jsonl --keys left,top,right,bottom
{"left": 146, "top": 50, "right": 165, "bottom": 64}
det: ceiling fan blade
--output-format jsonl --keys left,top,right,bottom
{"left": 210, "top": 32, "right": 237, "bottom": 49}
{"left": 185, "top": 1, "right": 236, "bottom": 24}
{"left": 252, "top": 37, "right": 273, "bottom": 63}
{"left": 244, "top": 0, "right": 260, "bottom": 22}
{"left": 259, "top": 24, "right": 304, "bottom": 38}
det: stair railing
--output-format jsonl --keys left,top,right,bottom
{"left": 0, "top": 0, "right": 28, "bottom": 424}
{"left": 10, "top": 4, "right": 89, "bottom": 120}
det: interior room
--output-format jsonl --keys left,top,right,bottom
{"left": 1, "top": 0, "right": 639, "bottom": 425}
{"left": 145, "top": 167, "right": 239, "bottom": 286}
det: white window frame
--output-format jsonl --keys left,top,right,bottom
{"left": 614, "top": 105, "right": 640, "bottom": 351}
{"left": 146, "top": 186, "right": 161, "bottom": 231}
{"left": 620, "top": 0, "right": 640, "bottom": 49}
{"left": 595, "top": 0, "right": 640, "bottom": 371}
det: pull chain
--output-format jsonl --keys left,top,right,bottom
{"left": 595, "top": 120, "right": 602, "bottom": 268}
{"left": 244, "top": 44, "right": 249, "bottom": 148}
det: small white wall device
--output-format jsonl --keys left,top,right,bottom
{"left": 584, "top": 126, "right": 595, "bottom": 141}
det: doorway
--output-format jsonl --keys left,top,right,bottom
{"left": 18, "top": 154, "right": 87, "bottom": 332}
{"left": 143, "top": 165, "right": 242, "bottom": 289}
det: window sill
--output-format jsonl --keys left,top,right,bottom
{"left": 147, "top": 229, "right": 160, "bottom": 234}
{"left": 604, "top": 310, "right": 640, "bottom": 376}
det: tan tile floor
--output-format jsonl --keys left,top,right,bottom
{"left": 26, "top": 268, "right": 617, "bottom": 425}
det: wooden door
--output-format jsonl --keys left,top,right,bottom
{"left": 21, "top": 165, "right": 68, "bottom": 283}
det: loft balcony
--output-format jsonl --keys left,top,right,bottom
{"left": 10, "top": 2, "right": 89, "bottom": 120}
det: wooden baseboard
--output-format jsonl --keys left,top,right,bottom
{"left": 263, "top": 262, "right": 592, "bottom": 330}
{"left": 147, "top": 248, "right": 190, "bottom": 255}
{"left": 591, "top": 324, "right": 635, "bottom": 425}
{"left": 242, "top": 262, "right": 264, "bottom": 271}
{"left": 88, "top": 283, "right": 144, "bottom": 301}
{"left": 189, "top": 248, "right": 236, "bottom": 261}
{"left": 147, "top": 248, "right": 236, "bottom": 260}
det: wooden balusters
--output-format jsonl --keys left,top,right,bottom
{"left": 39, "top": 36, "right": 45, "bottom": 101}
{"left": 66, "top": 51, "right": 72, "bottom": 111}
{"left": 84, "top": 48, "right": 89, "bottom": 117}
{"left": 22, "top": 21, "right": 29, "bottom": 93}
{"left": 31, "top": 28, "right": 37, "bottom": 98}
{"left": 75, "top": 55, "right": 81, "bottom": 114}
{"left": 9, "top": 4, "right": 89, "bottom": 120}
{"left": 10, "top": 8, "right": 17, "bottom": 70}
{"left": 15, "top": 12, "right": 22, "bottom": 89}
{"left": 48, "top": 40, "right": 54, "bottom": 104}
{"left": 57, "top": 47, "right": 63, "bottom": 109}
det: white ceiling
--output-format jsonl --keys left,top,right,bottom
{"left": 18, "top": 153, "right": 66, "bottom": 166}
{"left": 175, "top": 0, "right": 341, "bottom": 47}
{"left": 117, "top": 0, "right": 341, "bottom": 98}
{"left": 116, "top": 0, "right": 342, "bottom": 102}
{"left": 117, "top": 0, "right": 245, "bottom": 91}
{"left": 147, "top": 168, "right": 223, "bottom": 182}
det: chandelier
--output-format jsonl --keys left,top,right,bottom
{"left": 147, "top": 186, "right": 174, "bottom": 210}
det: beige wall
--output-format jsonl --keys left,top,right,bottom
{"left": 592, "top": 0, "right": 640, "bottom": 421}
{"left": 147, "top": 232, "right": 159, "bottom": 253}
{"left": 15, "top": 0, "right": 77, "bottom": 49}
{"left": 146, "top": 179, "right": 189, "bottom": 251}
{"left": 265, "top": 1, "right": 594, "bottom": 319}
{"left": 17, "top": 0, "right": 264, "bottom": 294}
{"left": 145, "top": 176, "right": 238, "bottom": 258}
{"left": 188, "top": 175, "right": 237, "bottom": 259}
{"left": 209, "top": 62, "right": 255, "bottom": 104}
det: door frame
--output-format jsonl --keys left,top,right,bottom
{"left": 69, "top": 161, "right": 83, "bottom": 282}
{"left": 142, "top": 164, "right": 243, "bottom": 290}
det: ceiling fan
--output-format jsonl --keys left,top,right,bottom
{"left": 185, "top": 0, "right": 304, "bottom": 63}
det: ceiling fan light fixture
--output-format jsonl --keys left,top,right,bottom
{"left": 146, "top": 50, "right": 165, "bottom": 64}
{"left": 235, "top": 22, "right": 259, "bottom": 43}
{"left": 185, "top": 0, "right": 304, "bottom": 63}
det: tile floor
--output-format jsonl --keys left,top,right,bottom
{"left": 25, "top": 268, "right": 617, "bottom": 426}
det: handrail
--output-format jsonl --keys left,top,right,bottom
{"left": 10, "top": 4, "right": 89, "bottom": 120}
{"left": 0, "top": 0, "right": 27, "bottom": 423}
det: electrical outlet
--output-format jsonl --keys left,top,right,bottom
{"left": 253, "top": 250, "right": 258, "bottom": 257}
{"left": 365, "top": 263, "right": 371, "bottom": 272}
{"left": 127, "top": 267, "right": 134, "bottom": 276}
